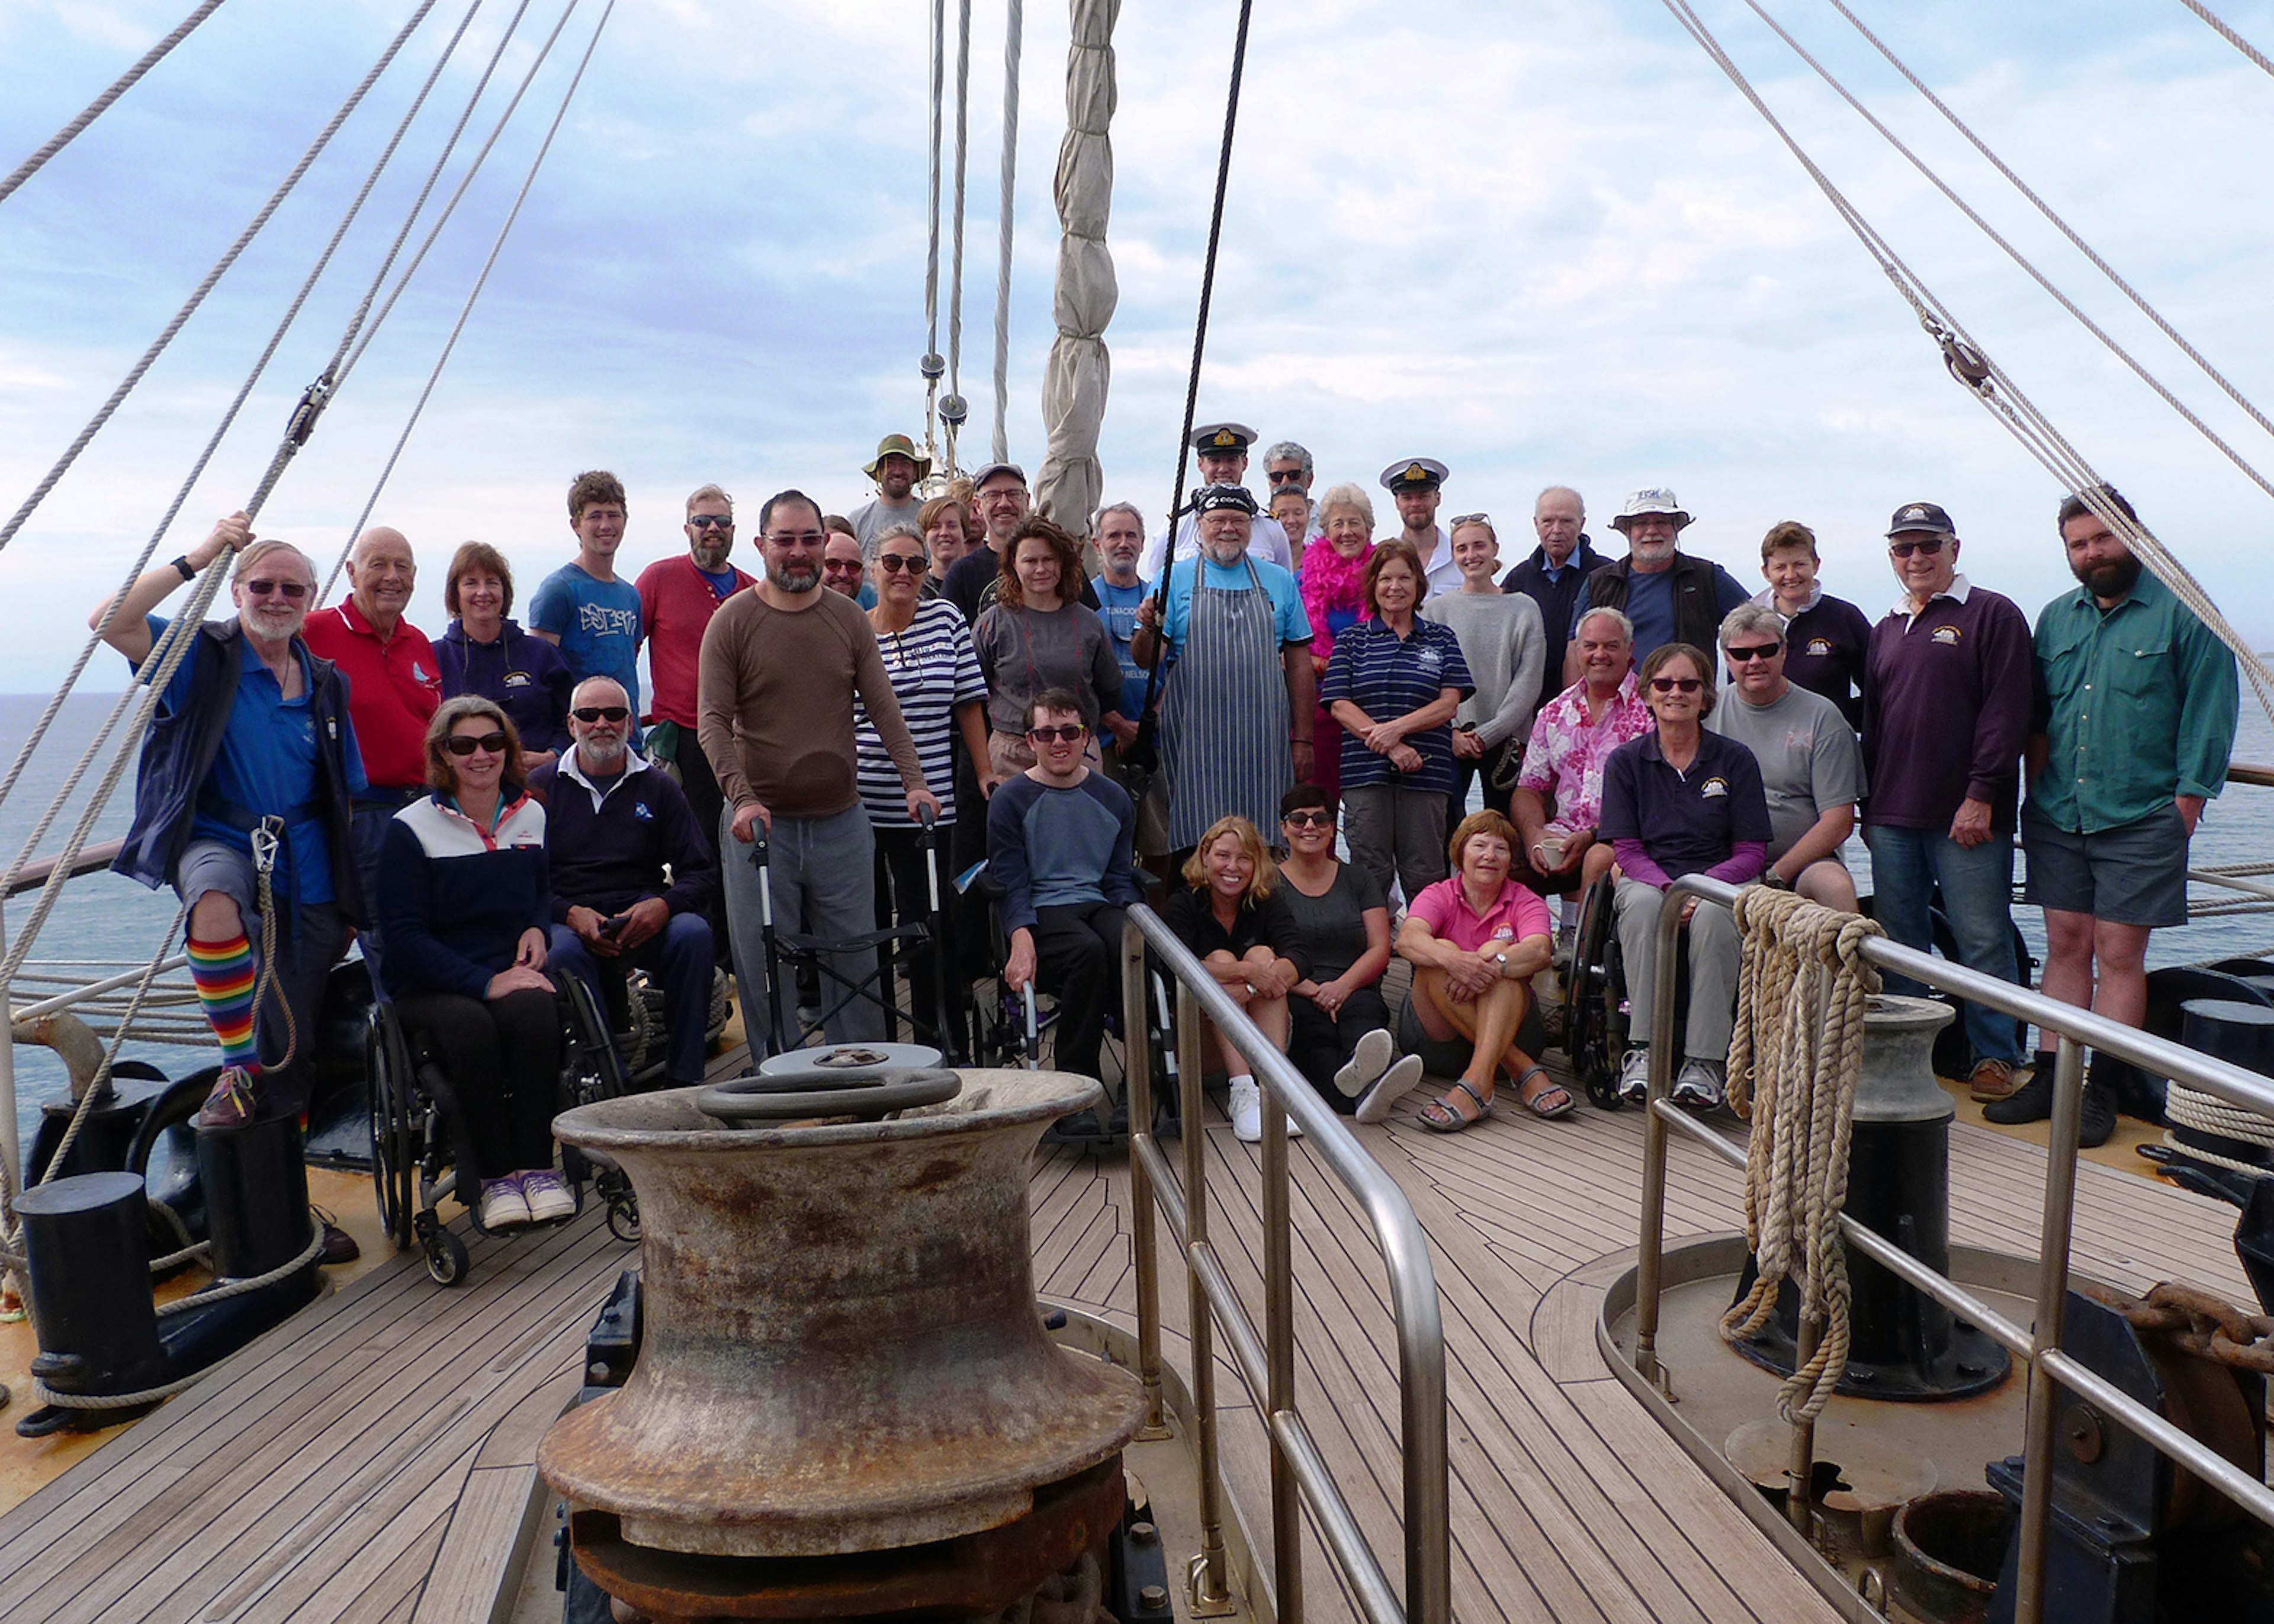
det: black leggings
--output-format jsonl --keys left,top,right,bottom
{"left": 394, "top": 986, "right": 561, "bottom": 1182}
{"left": 1286, "top": 983, "right": 1392, "bottom": 1114}
{"left": 875, "top": 822, "right": 962, "bottom": 1025}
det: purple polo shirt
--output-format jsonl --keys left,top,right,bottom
{"left": 1599, "top": 728, "right": 1772, "bottom": 881}
{"left": 1859, "top": 577, "right": 2033, "bottom": 835}
{"left": 1760, "top": 588, "right": 1872, "bottom": 731}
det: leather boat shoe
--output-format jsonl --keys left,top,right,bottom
{"left": 319, "top": 1223, "right": 359, "bottom": 1266}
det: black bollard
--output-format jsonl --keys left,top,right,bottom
{"left": 195, "top": 1112, "right": 313, "bottom": 1279}
{"left": 2174, "top": 999, "right": 2274, "bottom": 1167}
{"left": 15, "top": 1172, "right": 169, "bottom": 1433}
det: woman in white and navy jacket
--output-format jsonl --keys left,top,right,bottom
{"left": 378, "top": 696, "right": 568, "bottom": 1233}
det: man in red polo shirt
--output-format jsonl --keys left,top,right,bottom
{"left": 636, "top": 483, "right": 754, "bottom": 853}
{"left": 301, "top": 525, "right": 441, "bottom": 973}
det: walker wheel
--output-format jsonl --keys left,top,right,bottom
{"left": 424, "top": 1230, "right": 470, "bottom": 1287}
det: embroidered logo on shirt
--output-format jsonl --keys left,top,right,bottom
{"left": 1418, "top": 648, "right": 1443, "bottom": 671}
{"left": 1806, "top": 637, "right": 1830, "bottom": 655}
{"left": 503, "top": 671, "right": 529, "bottom": 687}
{"left": 411, "top": 661, "right": 432, "bottom": 684}
{"left": 1700, "top": 777, "right": 1729, "bottom": 799}
{"left": 1931, "top": 625, "right": 1963, "bottom": 646}
{"left": 1492, "top": 924, "right": 1515, "bottom": 940}
{"left": 634, "top": 802, "right": 654, "bottom": 822}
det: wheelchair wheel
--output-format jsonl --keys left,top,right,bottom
{"left": 364, "top": 1009, "right": 416, "bottom": 1249}
{"left": 1566, "top": 873, "right": 1625, "bottom": 1111}
{"left": 423, "top": 1227, "right": 468, "bottom": 1287}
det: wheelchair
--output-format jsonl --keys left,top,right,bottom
{"left": 1560, "top": 870, "right": 1695, "bottom": 1111}
{"left": 365, "top": 975, "right": 637, "bottom": 1286}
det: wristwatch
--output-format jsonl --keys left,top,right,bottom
{"left": 172, "top": 555, "right": 198, "bottom": 583}
{"left": 1491, "top": 950, "right": 1510, "bottom": 976}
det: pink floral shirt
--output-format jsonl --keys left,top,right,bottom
{"left": 1515, "top": 671, "right": 1652, "bottom": 830}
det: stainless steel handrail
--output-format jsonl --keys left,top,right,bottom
{"left": 1634, "top": 873, "right": 2274, "bottom": 1624}
{"left": 1120, "top": 904, "right": 1451, "bottom": 1624}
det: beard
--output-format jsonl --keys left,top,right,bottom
{"left": 769, "top": 559, "right": 821, "bottom": 593}
{"left": 2074, "top": 552, "right": 2142, "bottom": 600}
{"left": 691, "top": 539, "right": 731, "bottom": 571}
{"left": 580, "top": 734, "right": 628, "bottom": 770}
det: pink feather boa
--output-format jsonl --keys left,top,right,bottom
{"left": 1299, "top": 540, "right": 1374, "bottom": 662}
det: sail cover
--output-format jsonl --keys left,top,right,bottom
{"left": 1035, "top": 0, "right": 1119, "bottom": 536}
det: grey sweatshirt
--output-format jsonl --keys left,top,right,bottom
{"left": 1421, "top": 589, "right": 1546, "bottom": 750}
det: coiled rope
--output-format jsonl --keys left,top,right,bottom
{"left": 1721, "top": 889, "right": 1883, "bottom": 1424}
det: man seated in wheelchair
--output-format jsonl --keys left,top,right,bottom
{"left": 528, "top": 676, "right": 718, "bottom": 1088}
{"left": 377, "top": 697, "right": 573, "bottom": 1231}
{"left": 987, "top": 687, "right": 1142, "bottom": 1113}
{"left": 1598, "top": 642, "right": 1772, "bottom": 1112}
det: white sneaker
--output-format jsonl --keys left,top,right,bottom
{"left": 1617, "top": 1046, "right": 1652, "bottom": 1104}
{"left": 478, "top": 1177, "right": 530, "bottom": 1230}
{"left": 1334, "top": 1028, "right": 1397, "bottom": 1099}
{"left": 1229, "top": 1076, "right": 1262, "bottom": 1142}
{"left": 1671, "top": 1057, "right": 1726, "bottom": 1111}
{"left": 1356, "top": 1054, "right": 1425, "bottom": 1124}
{"left": 519, "top": 1169, "right": 576, "bottom": 1223}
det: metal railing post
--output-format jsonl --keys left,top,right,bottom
{"left": 1262, "top": 1074, "right": 1302, "bottom": 1623}
{"left": 1121, "top": 921, "right": 1170, "bottom": 1438}
{"left": 2013, "top": 1034, "right": 2087, "bottom": 1624}
{"left": 1632, "top": 880, "right": 1687, "bottom": 1390}
{"left": 1177, "top": 977, "right": 1235, "bottom": 1615}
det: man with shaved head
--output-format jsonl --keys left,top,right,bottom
{"left": 303, "top": 523, "right": 442, "bottom": 975}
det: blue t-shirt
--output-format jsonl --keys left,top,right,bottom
{"left": 529, "top": 562, "right": 644, "bottom": 743}
{"left": 1158, "top": 555, "right": 1312, "bottom": 657}
{"left": 1092, "top": 574, "right": 1153, "bottom": 720}
{"left": 695, "top": 565, "right": 740, "bottom": 602}
{"left": 147, "top": 615, "right": 368, "bottom": 906}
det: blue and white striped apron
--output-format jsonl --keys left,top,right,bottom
{"left": 1161, "top": 555, "right": 1292, "bottom": 850}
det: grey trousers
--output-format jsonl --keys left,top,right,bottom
{"left": 1614, "top": 877, "right": 1740, "bottom": 1062}
{"left": 718, "top": 802, "right": 883, "bottom": 1059}
{"left": 1342, "top": 783, "right": 1449, "bottom": 906}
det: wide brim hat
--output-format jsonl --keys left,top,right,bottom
{"left": 863, "top": 433, "right": 933, "bottom": 481}
{"left": 1610, "top": 486, "right": 1692, "bottom": 532}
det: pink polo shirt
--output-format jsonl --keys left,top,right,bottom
{"left": 1406, "top": 876, "right": 1554, "bottom": 956}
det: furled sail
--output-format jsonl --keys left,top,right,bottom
{"left": 1035, "top": 0, "right": 1119, "bottom": 536}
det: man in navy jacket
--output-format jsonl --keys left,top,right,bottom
{"left": 531, "top": 677, "right": 717, "bottom": 1085}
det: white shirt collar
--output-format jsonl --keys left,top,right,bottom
{"left": 1894, "top": 571, "right": 1971, "bottom": 622}
{"left": 559, "top": 745, "right": 650, "bottom": 806}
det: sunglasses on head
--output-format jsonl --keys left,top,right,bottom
{"left": 1027, "top": 723, "right": 1086, "bottom": 743}
{"left": 686, "top": 514, "right": 734, "bottom": 529}
{"left": 1649, "top": 676, "right": 1703, "bottom": 694}
{"left": 571, "top": 705, "right": 629, "bottom": 723}
{"left": 1281, "top": 810, "right": 1335, "bottom": 828}
{"left": 243, "top": 578, "right": 309, "bottom": 599}
{"left": 1724, "top": 642, "right": 1781, "bottom": 664}
{"left": 877, "top": 553, "right": 926, "bottom": 573}
{"left": 1888, "top": 536, "right": 1948, "bottom": 558}
{"left": 1450, "top": 513, "right": 1493, "bottom": 530}
{"left": 445, "top": 731, "right": 510, "bottom": 757}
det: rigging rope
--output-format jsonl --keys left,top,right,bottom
{"left": 0, "top": 0, "right": 231, "bottom": 207}
{"left": 0, "top": 0, "right": 441, "bottom": 564}
{"left": 322, "top": 0, "right": 619, "bottom": 601}
{"left": 2177, "top": 0, "right": 2274, "bottom": 79}
{"left": 942, "top": 0, "right": 975, "bottom": 472}
{"left": 990, "top": 0, "right": 1026, "bottom": 466}
{"left": 1721, "top": 889, "right": 1884, "bottom": 1424}
{"left": 921, "top": 0, "right": 948, "bottom": 467}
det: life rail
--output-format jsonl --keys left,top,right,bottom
{"left": 1636, "top": 873, "right": 2274, "bottom": 1624}
{"left": 1119, "top": 904, "right": 1450, "bottom": 1624}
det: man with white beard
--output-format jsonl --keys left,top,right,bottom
{"left": 1563, "top": 487, "right": 1749, "bottom": 684}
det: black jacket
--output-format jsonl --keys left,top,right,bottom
{"left": 1500, "top": 536, "right": 1607, "bottom": 683}
{"left": 1581, "top": 551, "right": 1740, "bottom": 658}
{"left": 526, "top": 753, "right": 717, "bottom": 922}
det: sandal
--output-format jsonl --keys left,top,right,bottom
{"left": 1418, "top": 1078, "right": 1493, "bottom": 1133}
{"left": 1513, "top": 1064, "right": 1575, "bottom": 1120}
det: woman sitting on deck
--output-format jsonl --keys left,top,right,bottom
{"left": 1394, "top": 809, "right": 1561, "bottom": 1132}
{"left": 1274, "top": 783, "right": 1424, "bottom": 1123}
{"left": 378, "top": 697, "right": 568, "bottom": 1233}
{"left": 1162, "top": 815, "right": 1304, "bottom": 1146}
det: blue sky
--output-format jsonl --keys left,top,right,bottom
{"left": 4, "top": 0, "right": 2274, "bottom": 694}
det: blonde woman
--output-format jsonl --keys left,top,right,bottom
{"left": 1162, "top": 815, "right": 1302, "bottom": 1143}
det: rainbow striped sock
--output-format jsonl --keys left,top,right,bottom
{"left": 187, "top": 932, "right": 259, "bottom": 1073}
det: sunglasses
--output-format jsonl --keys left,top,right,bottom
{"left": 1649, "top": 677, "right": 1704, "bottom": 694}
{"left": 445, "top": 731, "right": 510, "bottom": 757}
{"left": 1281, "top": 811, "right": 1335, "bottom": 828}
{"left": 1724, "top": 643, "right": 1781, "bottom": 664}
{"left": 571, "top": 705, "right": 629, "bottom": 723}
{"left": 1888, "top": 536, "right": 1949, "bottom": 558}
{"left": 1267, "top": 468, "right": 1306, "bottom": 484}
{"left": 686, "top": 514, "right": 734, "bottom": 529}
{"left": 243, "top": 578, "right": 309, "bottom": 599}
{"left": 1027, "top": 723, "right": 1087, "bottom": 744}
{"left": 1449, "top": 513, "right": 1493, "bottom": 530}
{"left": 877, "top": 553, "right": 926, "bottom": 573}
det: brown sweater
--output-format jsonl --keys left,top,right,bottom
{"left": 696, "top": 587, "right": 926, "bottom": 820}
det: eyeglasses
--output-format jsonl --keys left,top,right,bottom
{"left": 1281, "top": 811, "right": 1335, "bottom": 829}
{"left": 686, "top": 514, "right": 734, "bottom": 530}
{"left": 767, "top": 530, "right": 827, "bottom": 546}
{"left": 877, "top": 554, "right": 926, "bottom": 574}
{"left": 243, "top": 578, "right": 309, "bottom": 599}
{"left": 571, "top": 705, "right": 629, "bottom": 723}
{"left": 1649, "top": 676, "right": 1703, "bottom": 694}
{"left": 1888, "top": 536, "right": 1948, "bottom": 558}
{"left": 1027, "top": 723, "right": 1087, "bottom": 743}
{"left": 821, "top": 558, "right": 865, "bottom": 572}
{"left": 1724, "top": 643, "right": 1781, "bottom": 664}
{"left": 445, "top": 731, "right": 509, "bottom": 757}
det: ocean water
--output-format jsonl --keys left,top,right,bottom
{"left": 6, "top": 692, "right": 2274, "bottom": 1165}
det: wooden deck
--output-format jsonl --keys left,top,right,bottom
{"left": 0, "top": 1048, "right": 2254, "bottom": 1623}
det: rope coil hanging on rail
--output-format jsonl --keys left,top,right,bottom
{"left": 1720, "top": 888, "right": 1884, "bottom": 1424}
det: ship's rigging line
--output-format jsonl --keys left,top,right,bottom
{"left": 2177, "top": 0, "right": 2274, "bottom": 81}
{"left": 920, "top": 0, "right": 947, "bottom": 467}
{"left": 0, "top": 0, "right": 232, "bottom": 207}
{"left": 942, "top": 0, "right": 975, "bottom": 473}
{"left": 1655, "top": 0, "right": 2274, "bottom": 723}
{"left": 990, "top": 0, "right": 1024, "bottom": 465}
{"left": 323, "top": 0, "right": 612, "bottom": 602}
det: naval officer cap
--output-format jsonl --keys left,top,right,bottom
{"left": 1192, "top": 483, "right": 1260, "bottom": 516}
{"left": 1191, "top": 422, "right": 1260, "bottom": 456}
{"left": 1884, "top": 500, "right": 1957, "bottom": 538}
{"left": 1380, "top": 458, "right": 1449, "bottom": 493}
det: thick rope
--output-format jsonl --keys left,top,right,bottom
{"left": 2165, "top": 1082, "right": 2274, "bottom": 1150}
{"left": 1721, "top": 889, "right": 1883, "bottom": 1424}
{"left": 2177, "top": 0, "right": 2274, "bottom": 78}
{"left": 990, "top": 0, "right": 1026, "bottom": 466}
{"left": 0, "top": 0, "right": 231, "bottom": 206}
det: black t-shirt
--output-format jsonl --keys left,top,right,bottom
{"left": 1274, "top": 861, "right": 1383, "bottom": 983}
{"left": 1162, "top": 884, "right": 1296, "bottom": 961}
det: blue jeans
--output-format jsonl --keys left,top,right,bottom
{"left": 718, "top": 802, "right": 882, "bottom": 1059}
{"left": 548, "top": 912, "right": 715, "bottom": 1085}
{"left": 1862, "top": 822, "right": 2023, "bottom": 1066}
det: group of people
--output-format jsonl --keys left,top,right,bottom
{"left": 97, "top": 413, "right": 2241, "bottom": 1249}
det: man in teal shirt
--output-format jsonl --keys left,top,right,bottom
{"left": 1993, "top": 485, "right": 2238, "bottom": 1143}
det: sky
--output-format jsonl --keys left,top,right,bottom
{"left": 3, "top": 0, "right": 2274, "bottom": 696}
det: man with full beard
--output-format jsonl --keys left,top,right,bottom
{"left": 1990, "top": 485, "right": 2238, "bottom": 1143}
{"left": 637, "top": 484, "right": 753, "bottom": 868}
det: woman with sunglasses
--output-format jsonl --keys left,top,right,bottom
{"left": 1275, "top": 785, "right": 1424, "bottom": 1121}
{"left": 856, "top": 523, "right": 992, "bottom": 1012}
{"left": 437, "top": 542, "right": 575, "bottom": 772}
{"left": 1162, "top": 815, "right": 1304, "bottom": 1143}
{"left": 973, "top": 516, "right": 1129, "bottom": 779}
{"left": 378, "top": 697, "right": 571, "bottom": 1233}
{"left": 1296, "top": 483, "right": 1377, "bottom": 799}
{"left": 1598, "top": 642, "right": 1772, "bottom": 1113}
